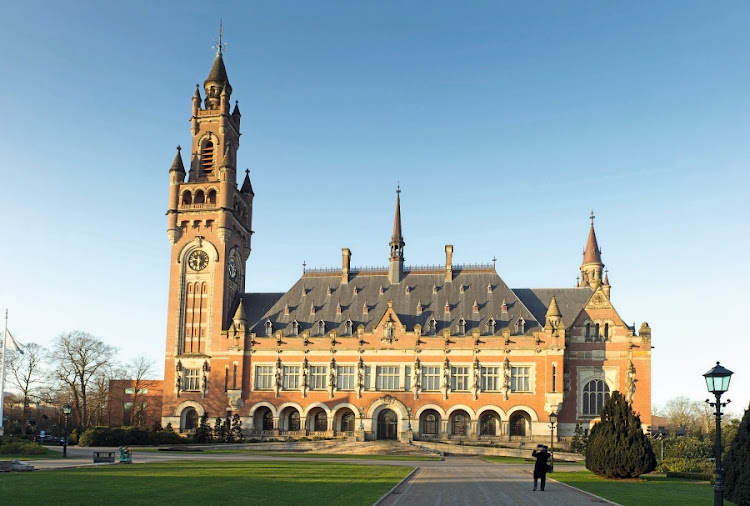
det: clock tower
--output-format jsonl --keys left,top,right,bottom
{"left": 162, "top": 39, "right": 254, "bottom": 422}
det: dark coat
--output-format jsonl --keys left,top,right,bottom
{"left": 532, "top": 449, "right": 550, "bottom": 478}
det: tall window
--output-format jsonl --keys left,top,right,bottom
{"left": 376, "top": 366, "right": 400, "bottom": 390}
{"left": 421, "top": 366, "right": 441, "bottom": 391}
{"left": 184, "top": 368, "right": 201, "bottom": 391}
{"left": 480, "top": 414, "right": 497, "bottom": 436}
{"left": 283, "top": 366, "right": 300, "bottom": 390}
{"left": 511, "top": 366, "right": 531, "bottom": 392}
{"left": 481, "top": 366, "right": 501, "bottom": 391}
{"left": 233, "top": 363, "right": 237, "bottom": 389}
{"left": 595, "top": 323, "right": 600, "bottom": 341}
{"left": 451, "top": 366, "right": 470, "bottom": 391}
{"left": 583, "top": 379, "right": 610, "bottom": 416}
{"left": 289, "top": 411, "right": 300, "bottom": 431}
{"left": 585, "top": 322, "right": 591, "bottom": 341}
{"left": 552, "top": 364, "right": 557, "bottom": 393}
{"left": 309, "top": 366, "right": 328, "bottom": 390}
{"left": 255, "top": 365, "right": 274, "bottom": 390}
{"left": 341, "top": 412, "right": 355, "bottom": 432}
{"left": 452, "top": 413, "right": 468, "bottom": 436}
{"left": 604, "top": 323, "right": 609, "bottom": 340}
{"left": 336, "top": 366, "right": 355, "bottom": 390}
{"left": 201, "top": 141, "right": 214, "bottom": 175}
{"left": 423, "top": 413, "right": 439, "bottom": 435}
{"left": 262, "top": 410, "right": 273, "bottom": 431}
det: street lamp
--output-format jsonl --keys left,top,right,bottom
{"left": 406, "top": 407, "right": 413, "bottom": 433}
{"left": 703, "top": 362, "right": 733, "bottom": 506}
{"left": 62, "top": 404, "right": 72, "bottom": 458}
{"left": 549, "top": 412, "right": 557, "bottom": 469}
{"left": 358, "top": 406, "right": 364, "bottom": 430}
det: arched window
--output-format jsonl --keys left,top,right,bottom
{"left": 207, "top": 189, "right": 217, "bottom": 204}
{"left": 317, "top": 320, "right": 325, "bottom": 336}
{"left": 195, "top": 190, "right": 205, "bottom": 204}
{"left": 291, "top": 320, "right": 300, "bottom": 336}
{"left": 341, "top": 412, "right": 355, "bottom": 432}
{"left": 183, "top": 408, "right": 198, "bottom": 431}
{"left": 452, "top": 413, "right": 468, "bottom": 436}
{"left": 458, "top": 318, "right": 466, "bottom": 336}
{"left": 585, "top": 322, "right": 591, "bottom": 341}
{"left": 423, "top": 412, "right": 439, "bottom": 435}
{"left": 289, "top": 411, "right": 300, "bottom": 431}
{"left": 182, "top": 191, "right": 193, "bottom": 205}
{"left": 509, "top": 412, "right": 529, "bottom": 437}
{"left": 487, "top": 318, "right": 496, "bottom": 335}
{"left": 480, "top": 414, "right": 497, "bottom": 436}
{"left": 314, "top": 412, "right": 327, "bottom": 432}
{"left": 201, "top": 141, "right": 214, "bottom": 175}
{"left": 344, "top": 319, "right": 353, "bottom": 335}
{"left": 604, "top": 323, "right": 609, "bottom": 340}
{"left": 264, "top": 320, "right": 273, "bottom": 337}
{"left": 595, "top": 323, "right": 600, "bottom": 341}
{"left": 583, "top": 379, "right": 611, "bottom": 416}
{"left": 517, "top": 317, "right": 525, "bottom": 335}
{"left": 429, "top": 319, "right": 437, "bottom": 336}
{"left": 262, "top": 410, "right": 274, "bottom": 431}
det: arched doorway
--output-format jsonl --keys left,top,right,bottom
{"left": 377, "top": 409, "right": 398, "bottom": 440}
{"left": 420, "top": 410, "right": 440, "bottom": 438}
{"left": 339, "top": 409, "right": 356, "bottom": 433}
{"left": 181, "top": 407, "right": 198, "bottom": 432}
{"left": 480, "top": 413, "right": 499, "bottom": 436}
{"left": 253, "top": 407, "right": 274, "bottom": 432}
{"left": 509, "top": 411, "right": 531, "bottom": 437}
{"left": 450, "top": 411, "right": 469, "bottom": 437}
{"left": 313, "top": 411, "right": 327, "bottom": 432}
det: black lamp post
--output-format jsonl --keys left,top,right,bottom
{"left": 549, "top": 412, "right": 557, "bottom": 469}
{"left": 62, "top": 404, "right": 72, "bottom": 458}
{"left": 358, "top": 406, "right": 364, "bottom": 430}
{"left": 407, "top": 407, "right": 413, "bottom": 433}
{"left": 703, "top": 362, "right": 733, "bottom": 506}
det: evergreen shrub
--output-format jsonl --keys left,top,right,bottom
{"left": 585, "top": 391, "right": 656, "bottom": 478}
{"left": 724, "top": 404, "right": 750, "bottom": 506}
{"left": 0, "top": 440, "right": 48, "bottom": 455}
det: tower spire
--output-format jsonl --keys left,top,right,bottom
{"left": 388, "top": 186, "right": 405, "bottom": 284}
{"left": 580, "top": 211, "right": 604, "bottom": 289}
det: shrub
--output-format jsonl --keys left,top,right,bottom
{"left": 77, "top": 426, "right": 186, "bottom": 446}
{"left": 666, "top": 471, "right": 713, "bottom": 483}
{"left": 0, "top": 440, "right": 48, "bottom": 455}
{"left": 724, "top": 403, "right": 750, "bottom": 506}
{"left": 194, "top": 413, "right": 212, "bottom": 443}
{"left": 657, "top": 457, "right": 714, "bottom": 474}
{"left": 68, "top": 429, "right": 79, "bottom": 445}
{"left": 570, "top": 423, "right": 588, "bottom": 454}
{"left": 585, "top": 391, "right": 657, "bottom": 478}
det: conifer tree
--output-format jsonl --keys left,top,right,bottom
{"left": 231, "top": 413, "right": 244, "bottom": 442}
{"left": 724, "top": 404, "right": 750, "bottom": 505}
{"left": 214, "top": 416, "right": 225, "bottom": 442}
{"left": 223, "top": 416, "right": 233, "bottom": 443}
{"left": 570, "top": 423, "right": 588, "bottom": 454}
{"left": 585, "top": 391, "right": 656, "bottom": 478}
{"left": 194, "top": 412, "right": 212, "bottom": 443}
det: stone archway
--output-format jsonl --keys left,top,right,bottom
{"left": 377, "top": 409, "right": 398, "bottom": 440}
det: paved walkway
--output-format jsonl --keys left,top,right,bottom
{"left": 23, "top": 448, "right": 613, "bottom": 505}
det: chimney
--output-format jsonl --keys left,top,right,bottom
{"left": 341, "top": 248, "right": 351, "bottom": 284}
{"left": 445, "top": 245, "right": 454, "bottom": 282}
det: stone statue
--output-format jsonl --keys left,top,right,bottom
{"left": 503, "top": 357, "right": 511, "bottom": 401}
{"left": 626, "top": 361, "right": 636, "bottom": 402}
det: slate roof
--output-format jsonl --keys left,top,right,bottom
{"left": 513, "top": 288, "right": 592, "bottom": 328}
{"left": 242, "top": 267, "right": 579, "bottom": 337}
{"left": 240, "top": 292, "right": 285, "bottom": 328}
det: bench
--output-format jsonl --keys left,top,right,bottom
{"left": 92, "top": 451, "right": 116, "bottom": 463}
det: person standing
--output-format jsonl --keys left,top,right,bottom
{"left": 532, "top": 444, "right": 551, "bottom": 491}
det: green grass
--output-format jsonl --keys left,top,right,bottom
{"left": 0, "top": 461, "right": 412, "bottom": 506}
{"left": 0, "top": 449, "right": 63, "bottom": 460}
{"left": 137, "top": 448, "right": 439, "bottom": 460}
{"left": 482, "top": 455, "right": 581, "bottom": 465}
{"left": 551, "top": 470, "right": 723, "bottom": 505}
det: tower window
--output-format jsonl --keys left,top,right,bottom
{"left": 604, "top": 323, "right": 609, "bottom": 340}
{"left": 207, "top": 190, "right": 217, "bottom": 204}
{"left": 595, "top": 323, "right": 600, "bottom": 341}
{"left": 182, "top": 191, "right": 193, "bottom": 205}
{"left": 194, "top": 190, "right": 205, "bottom": 204}
{"left": 201, "top": 141, "right": 214, "bottom": 175}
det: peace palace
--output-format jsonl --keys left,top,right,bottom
{"left": 156, "top": 46, "right": 653, "bottom": 444}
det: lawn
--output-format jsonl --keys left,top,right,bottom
{"left": 551, "top": 470, "right": 724, "bottom": 506}
{"left": 0, "top": 449, "right": 62, "bottom": 460}
{"left": 482, "top": 455, "right": 581, "bottom": 465}
{"left": 138, "top": 448, "right": 440, "bottom": 461}
{"left": 0, "top": 461, "right": 412, "bottom": 506}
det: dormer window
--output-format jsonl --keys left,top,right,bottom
{"left": 458, "top": 318, "right": 466, "bottom": 336}
{"left": 487, "top": 283, "right": 492, "bottom": 294}
{"left": 264, "top": 320, "right": 273, "bottom": 337}
{"left": 201, "top": 141, "right": 214, "bottom": 176}
{"left": 310, "top": 303, "right": 316, "bottom": 316}
{"left": 326, "top": 286, "right": 332, "bottom": 296}
{"left": 317, "top": 320, "right": 325, "bottom": 336}
{"left": 517, "top": 317, "right": 525, "bottom": 335}
{"left": 345, "top": 319, "right": 353, "bottom": 335}
{"left": 363, "top": 303, "right": 368, "bottom": 315}
{"left": 444, "top": 302, "right": 450, "bottom": 314}
{"left": 432, "top": 284, "right": 438, "bottom": 295}
{"left": 284, "top": 303, "right": 290, "bottom": 316}
{"left": 488, "top": 318, "right": 496, "bottom": 335}
{"left": 473, "top": 300, "right": 479, "bottom": 313}
{"left": 428, "top": 318, "right": 437, "bottom": 336}
{"left": 291, "top": 320, "right": 300, "bottom": 336}
{"left": 379, "top": 286, "right": 384, "bottom": 295}
{"left": 336, "top": 303, "right": 342, "bottom": 315}
{"left": 405, "top": 286, "right": 410, "bottom": 295}
{"left": 416, "top": 301, "right": 422, "bottom": 315}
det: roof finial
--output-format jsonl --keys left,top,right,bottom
{"left": 590, "top": 210, "right": 595, "bottom": 226}
{"left": 492, "top": 256, "right": 497, "bottom": 270}
{"left": 302, "top": 260, "right": 307, "bottom": 273}
{"left": 396, "top": 181, "right": 401, "bottom": 195}
{"left": 213, "top": 20, "right": 226, "bottom": 56}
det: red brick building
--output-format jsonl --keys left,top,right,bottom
{"left": 109, "top": 380, "right": 163, "bottom": 429}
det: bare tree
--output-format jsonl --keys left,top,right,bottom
{"left": 51, "top": 331, "right": 116, "bottom": 429}
{"left": 126, "top": 355, "right": 156, "bottom": 426}
{"left": 7, "top": 343, "right": 47, "bottom": 423}
{"left": 656, "top": 396, "right": 702, "bottom": 434}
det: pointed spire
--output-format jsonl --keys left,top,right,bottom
{"left": 193, "top": 84, "right": 201, "bottom": 102}
{"left": 582, "top": 211, "right": 603, "bottom": 265}
{"left": 392, "top": 184, "right": 403, "bottom": 243}
{"left": 388, "top": 185, "right": 405, "bottom": 284}
{"left": 233, "top": 298, "right": 248, "bottom": 324}
{"left": 240, "top": 169, "right": 254, "bottom": 195}
{"left": 546, "top": 295, "right": 561, "bottom": 319}
{"left": 204, "top": 23, "right": 232, "bottom": 108}
{"left": 232, "top": 100, "right": 241, "bottom": 116}
{"left": 170, "top": 146, "right": 185, "bottom": 173}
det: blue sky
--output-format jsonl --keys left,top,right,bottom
{"left": 1, "top": 1, "right": 749, "bottom": 414}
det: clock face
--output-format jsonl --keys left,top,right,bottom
{"left": 188, "top": 250, "right": 209, "bottom": 271}
{"left": 228, "top": 257, "right": 238, "bottom": 279}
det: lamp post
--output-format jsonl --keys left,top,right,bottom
{"left": 407, "top": 407, "right": 413, "bottom": 433}
{"left": 62, "top": 404, "right": 72, "bottom": 458}
{"left": 703, "top": 362, "right": 733, "bottom": 506}
{"left": 358, "top": 406, "right": 364, "bottom": 430}
{"left": 549, "top": 412, "right": 557, "bottom": 469}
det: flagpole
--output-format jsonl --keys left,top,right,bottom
{"left": 0, "top": 309, "right": 7, "bottom": 436}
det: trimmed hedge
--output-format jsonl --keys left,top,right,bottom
{"left": 657, "top": 457, "right": 714, "bottom": 474}
{"left": 0, "top": 440, "right": 49, "bottom": 455}
{"left": 666, "top": 471, "right": 713, "bottom": 483}
{"left": 78, "top": 427, "right": 184, "bottom": 447}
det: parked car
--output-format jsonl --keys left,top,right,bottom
{"left": 34, "top": 434, "right": 64, "bottom": 445}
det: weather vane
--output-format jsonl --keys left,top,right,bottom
{"left": 213, "top": 20, "right": 227, "bottom": 55}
